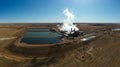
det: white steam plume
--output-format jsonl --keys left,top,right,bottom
{"left": 63, "top": 8, "right": 75, "bottom": 23}
{"left": 59, "top": 8, "right": 79, "bottom": 34}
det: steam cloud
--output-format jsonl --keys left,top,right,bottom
{"left": 59, "top": 8, "right": 79, "bottom": 34}
{"left": 63, "top": 8, "right": 75, "bottom": 23}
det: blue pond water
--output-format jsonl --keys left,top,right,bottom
{"left": 21, "top": 28, "right": 62, "bottom": 44}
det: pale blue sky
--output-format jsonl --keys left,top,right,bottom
{"left": 0, "top": 0, "right": 120, "bottom": 23}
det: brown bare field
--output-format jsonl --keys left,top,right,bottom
{"left": 0, "top": 23, "right": 120, "bottom": 67}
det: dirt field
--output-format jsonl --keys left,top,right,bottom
{"left": 0, "top": 23, "right": 120, "bottom": 67}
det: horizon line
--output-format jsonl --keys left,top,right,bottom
{"left": 0, "top": 21, "right": 120, "bottom": 24}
